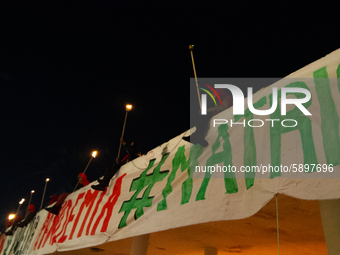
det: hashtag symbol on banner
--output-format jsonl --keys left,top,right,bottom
{"left": 118, "top": 153, "right": 169, "bottom": 228}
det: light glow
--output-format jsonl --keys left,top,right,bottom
{"left": 46, "top": 178, "right": 50, "bottom": 182}
{"left": 19, "top": 198, "right": 25, "bottom": 204}
{"left": 126, "top": 104, "right": 132, "bottom": 111}
{"left": 31, "top": 190, "right": 35, "bottom": 193}
{"left": 8, "top": 214, "right": 15, "bottom": 220}
{"left": 92, "top": 151, "right": 98, "bottom": 158}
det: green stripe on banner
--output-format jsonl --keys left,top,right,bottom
{"left": 269, "top": 82, "right": 317, "bottom": 178}
{"left": 234, "top": 96, "right": 267, "bottom": 189}
{"left": 157, "top": 145, "right": 192, "bottom": 211}
{"left": 314, "top": 66, "right": 340, "bottom": 166}
{"left": 337, "top": 63, "right": 340, "bottom": 94}
{"left": 119, "top": 154, "right": 169, "bottom": 228}
{"left": 196, "top": 123, "right": 237, "bottom": 201}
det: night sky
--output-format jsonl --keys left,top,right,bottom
{"left": 0, "top": 0, "right": 338, "bottom": 228}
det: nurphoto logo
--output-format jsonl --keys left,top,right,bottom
{"left": 200, "top": 83, "right": 312, "bottom": 128}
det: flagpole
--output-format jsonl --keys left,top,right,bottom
{"left": 189, "top": 45, "right": 201, "bottom": 111}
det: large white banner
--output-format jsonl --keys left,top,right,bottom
{"left": 1, "top": 48, "right": 340, "bottom": 255}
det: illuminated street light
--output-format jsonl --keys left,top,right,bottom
{"left": 82, "top": 150, "right": 97, "bottom": 174}
{"left": 25, "top": 190, "right": 35, "bottom": 218}
{"left": 73, "top": 151, "right": 98, "bottom": 192}
{"left": 8, "top": 214, "right": 15, "bottom": 220}
{"left": 126, "top": 104, "right": 132, "bottom": 111}
{"left": 40, "top": 178, "right": 50, "bottom": 210}
{"left": 92, "top": 151, "right": 97, "bottom": 158}
{"left": 117, "top": 104, "right": 133, "bottom": 160}
{"left": 13, "top": 198, "right": 25, "bottom": 224}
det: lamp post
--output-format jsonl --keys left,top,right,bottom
{"left": 84, "top": 151, "right": 98, "bottom": 174}
{"left": 25, "top": 190, "right": 35, "bottom": 218}
{"left": 6, "top": 214, "right": 15, "bottom": 230}
{"left": 73, "top": 151, "right": 97, "bottom": 192}
{"left": 13, "top": 198, "right": 25, "bottom": 224}
{"left": 40, "top": 178, "right": 50, "bottom": 210}
{"left": 8, "top": 214, "right": 15, "bottom": 221}
{"left": 117, "top": 104, "right": 132, "bottom": 160}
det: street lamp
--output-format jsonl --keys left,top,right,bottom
{"left": 13, "top": 198, "right": 25, "bottom": 224}
{"left": 82, "top": 150, "right": 97, "bottom": 174}
{"left": 91, "top": 150, "right": 98, "bottom": 158}
{"left": 25, "top": 190, "right": 35, "bottom": 218}
{"left": 40, "top": 178, "right": 50, "bottom": 210}
{"left": 117, "top": 104, "right": 133, "bottom": 160}
{"left": 126, "top": 104, "right": 132, "bottom": 112}
{"left": 73, "top": 151, "right": 98, "bottom": 192}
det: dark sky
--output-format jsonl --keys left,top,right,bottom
{"left": 0, "top": 0, "right": 338, "bottom": 228}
